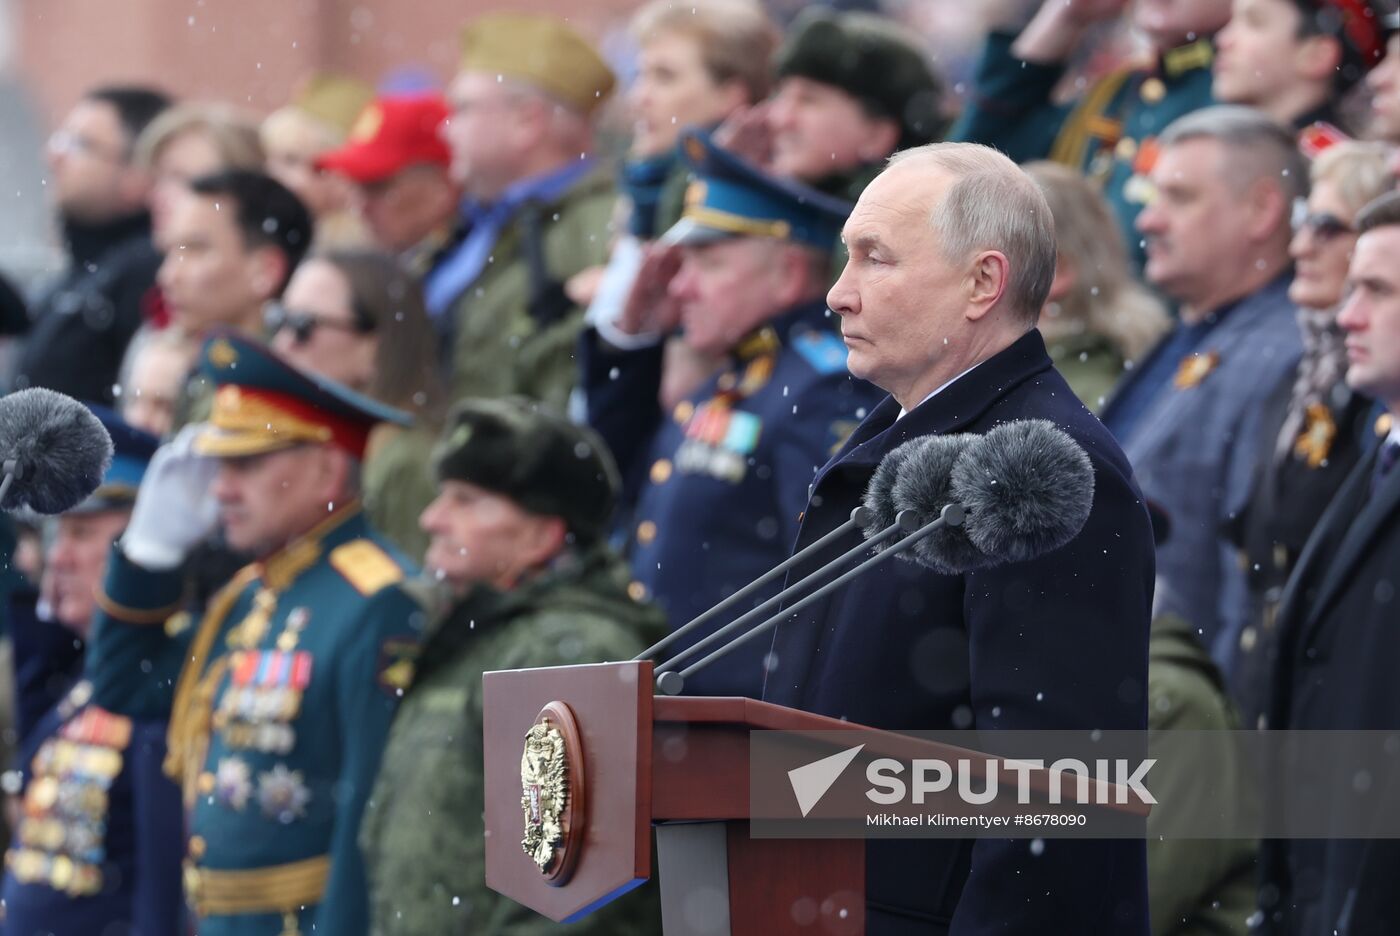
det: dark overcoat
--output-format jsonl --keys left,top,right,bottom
{"left": 764, "top": 329, "right": 1156, "bottom": 935}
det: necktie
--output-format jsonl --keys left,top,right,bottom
{"left": 1373, "top": 439, "right": 1400, "bottom": 495}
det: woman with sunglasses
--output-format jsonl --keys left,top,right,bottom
{"left": 269, "top": 249, "right": 445, "bottom": 557}
{"left": 1226, "top": 140, "right": 1393, "bottom": 728}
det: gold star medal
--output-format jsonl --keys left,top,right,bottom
{"left": 1173, "top": 350, "right": 1220, "bottom": 390}
{"left": 1293, "top": 402, "right": 1337, "bottom": 468}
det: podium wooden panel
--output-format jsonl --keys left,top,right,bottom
{"left": 483, "top": 661, "right": 1148, "bottom": 933}
{"left": 482, "top": 661, "right": 867, "bottom": 933}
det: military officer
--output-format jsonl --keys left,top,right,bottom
{"left": 360, "top": 398, "right": 664, "bottom": 935}
{"left": 581, "top": 130, "right": 882, "bottom": 698}
{"left": 85, "top": 333, "right": 424, "bottom": 936}
{"left": 2, "top": 407, "right": 184, "bottom": 936}
{"left": 951, "top": 0, "right": 1225, "bottom": 268}
{"left": 427, "top": 12, "right": 618, "bottom": 411}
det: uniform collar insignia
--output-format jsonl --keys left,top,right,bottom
{"left": 1161, "top": 38, "right": 1214, "bottom": 78}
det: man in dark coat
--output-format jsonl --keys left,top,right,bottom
{"left": 762, "top": 143, "right": 1155, "bottom": 935}
{"left": 15, "top": 86, "right": 170, "bottom": 404}
{"left": 1259, "top": 192, "right": 1400, "bottom": 936}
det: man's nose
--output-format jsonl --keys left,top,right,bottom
{"left": 827, "top": 262, "right": 858, "bottom": 316}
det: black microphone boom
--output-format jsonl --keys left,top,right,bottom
{"left": 0, "top": 388, "right": 114, "bottom": 514}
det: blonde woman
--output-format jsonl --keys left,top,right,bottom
{"left": 1227, "top": 140, "right": 1394, "bottom": 728}
{"left": 1027, "top": 161, "right": 1172, "bottom": 412}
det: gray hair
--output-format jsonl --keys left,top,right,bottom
{"left": 886, "top": 143, "right": 1057, "bottom": 325}
{"left": 1157, "top": 105, "right": 1309, "bottom": 205}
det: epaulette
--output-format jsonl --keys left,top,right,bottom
{"left": 329, "top": 539, "right": 406, "bottom": 596}
{"left": 792, "top": 330, "right": 850, "bottom": 375}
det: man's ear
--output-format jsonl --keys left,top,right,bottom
{"left": 248, "top": 246, "right": 290, "bottom": 303}
{"left": 522, "top": 516, "right": 568, "bottom": 568}
{"left": 965, "top": 250, "right": 1011, "bottom": 321}
{"left": 1047, "top": 253, "right": 1077, "bottom": 304}
{"left": 315, "top": 447, "right": 355, "bottom": 505}
{"left": 1247, "top": 177, "right": 1291, "bottom": 242}
{"left": 859, "top": 116, "right": 901, "bottom": 163}
{"left": 1296, "top": 34, "right": 1343, "bottom": 84}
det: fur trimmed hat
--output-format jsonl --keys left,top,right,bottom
{"left": 775, "top": 8, "right": 946, "bottom": 150}
{"left": 431, "top": 397, "right": 620, "bottom": 545}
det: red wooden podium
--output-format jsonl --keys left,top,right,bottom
{"left": 483, "top": 660, "right": 1150, "bottom": 935}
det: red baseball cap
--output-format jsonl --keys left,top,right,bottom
{"left": 315, "top": 93, "right": 451, "bottom": 185}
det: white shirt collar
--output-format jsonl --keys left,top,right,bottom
{"left": 895, "top": 362, "right": 982, "bottom": 421}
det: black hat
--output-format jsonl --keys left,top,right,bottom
{"left": 775, "top": 8, "right": 946, "bottom": 150}
{"left": 431, "top": 398, "right": 620, "bottom": 545}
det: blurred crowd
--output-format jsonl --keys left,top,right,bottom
{"left": 0, "top": 0, "right": 1399, "bottom": 933}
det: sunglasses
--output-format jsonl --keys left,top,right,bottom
{"left": 265, "top": 302, "right": 375, "bottom": 345}
{"left": 1292, "top": 210, "right": 1354, "bottom": 242}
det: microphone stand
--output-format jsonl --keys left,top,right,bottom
{"left": 652, "top": 509, "right": 920, "bottom": 678}
{"left": 0, "top": 460, "right": 21, "bottom": 507}
{"left": 656, "top": 503, "right": 966, "bottom": 696}
{"left": 636, "top": 505, "right": 877, "bottom": 662}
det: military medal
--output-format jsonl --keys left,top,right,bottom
{"left": 1140, "top": 77, "right": 1166, "bottom": 103}
{"left": 1173, "top": 351, "right": 1220, "bottom": 389}
{"left": 215, "top": 758, "right": 253, "bottom": 811}
{"left": 257, "top": 765, "right": 311, "bottom": 823}
{"left": 1294, "top": 402, "right": 1337, "bottom": 468}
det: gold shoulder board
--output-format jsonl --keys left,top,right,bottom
{"left": 329, "top": 540, "right": 405, "bottom": 596}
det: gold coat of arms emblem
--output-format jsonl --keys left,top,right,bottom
{"left": 519, "top": 702, "right": 585, "bottom": 883}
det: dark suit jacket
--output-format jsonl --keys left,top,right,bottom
{"left": 1261, "top": 441, "right": 1400, "bottom": 936}
{"left": 764, "top": 329, "right": 1155, "bottom": 935}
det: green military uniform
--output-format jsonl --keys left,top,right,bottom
{"left": 423, "top": 13, "right": 618, "bottom": 414}
{"left": 363, "top": 423, "right": 438, "bottom": 559}
{"left": 1045, "top": 331, "right": 1125, "bottom": 414}
{"left": 952, "top": 33, "right": 1216, "bottom": 268}
{"left": 439, "top": 166, "right": 615, "bottom": 412}
{"left": 87, "top": 333, "right": 426, "bottom": 936}
{"left": 1146, "top": 614, "right": 1255, "bottom": 936}
{"left": 359, "top": 397, "right": 664, "bottom": 934}
{"left": 361, "top": 553, "right": 663, "bottom": 935}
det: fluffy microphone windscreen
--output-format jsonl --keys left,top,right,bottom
{"left": 0, "top": 388, "right": 113, "bottom": 514}
{"left": 888, "top": 433, "right": 985, "bottom": 573}
{"left": 949, "top": 419, "right": 1094, "bottom": 565}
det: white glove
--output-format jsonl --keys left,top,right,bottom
{"left": 121, "top": 424, "right": 221, "bottom": 570}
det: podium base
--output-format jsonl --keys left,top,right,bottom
{"left": 656, "top": 821, "right": 864, "bottom": 935}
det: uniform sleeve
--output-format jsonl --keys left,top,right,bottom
{"left": 579, "top": 327, "right": 667, "bottom": 510}
{"left": 314, "top": 585, "right": 425, "bottom": 936}
{"left": 7, "top": 586, "right": 85, "bottom": 750}
{"left": 947, "top": 31, "right": 1072, "bottom": 163}
{"left": 1213, "top": 339, "right": 1303, "bottom": 664}
{"left": 130, "top": 720, "right": 186, "bottom": 936}
{"left": 86, "top": 544, "right": 191, "bottom": 720}
{"left": 1144, "top": 663, "right": 1256, "bottom": 936}
{"left": 951, "top": 456, "right": 1155, "bottom": 934}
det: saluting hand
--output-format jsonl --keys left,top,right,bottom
{"left": 121, "top": 424, "right": 221, "bottom": 570}
{"left": 616, "top": 243, "right": 684, "bottom": 338}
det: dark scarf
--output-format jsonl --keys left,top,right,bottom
{"left": 1274, "top": 306, "right": 1350, "bottom": 463}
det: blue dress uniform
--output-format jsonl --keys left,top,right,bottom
{"left": 951, "top": 33, "right": 1215, "bottom": 268}
{"left": 85, "top": 334, "right": 425, "bottom": 936}
{"left": 582, "top": 131, "right": 882, "bottom": 697}
{"left": 1, "top": 407, "right": 185, "bottom": 936}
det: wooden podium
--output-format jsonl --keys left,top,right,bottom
{"left": 483, "top": 660, "right": 1150, "bottom": 935}
{"left": 483, "top": 659, "right": 868, "bottom": 935}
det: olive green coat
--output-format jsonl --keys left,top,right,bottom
{"left": 359, "top": 546, "right": 665, "bottom": 936}
{"left": 1147, "top": 614, "right": 1256, "bottom": 936}
{"left": 445, "top": 167, "right": 616, "bottom": 414}
{"left": 1046, "top": 331, "right": 1126, "bottom": 416}
{"left": 363, "top": 423, "right": 439, "bottom": 560}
